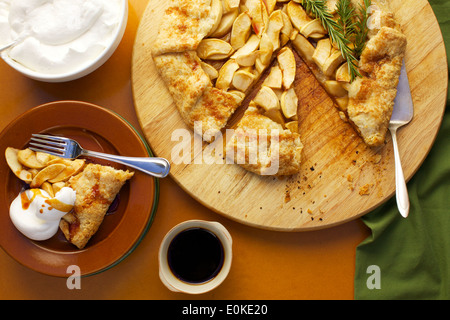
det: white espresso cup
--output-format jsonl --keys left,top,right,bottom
{"left": 158, "top": 220, "right": 232, "bottom": 294}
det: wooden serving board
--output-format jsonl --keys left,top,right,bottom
{"left": 132, "top": 0, "right": 447, "bottom": 231}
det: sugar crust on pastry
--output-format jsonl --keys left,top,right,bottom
{"left": 59, "top": 164, "right": 134, "bottom": 249}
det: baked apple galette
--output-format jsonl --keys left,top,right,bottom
{"left": 151, "top": 0, "right": 407, "bottom": 176}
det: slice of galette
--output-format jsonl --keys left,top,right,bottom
{"left": 59, "top": 163, "right": 134, "bottom": 249}
{"left": 226, "top": 104, "right": 303, "bottom": 176}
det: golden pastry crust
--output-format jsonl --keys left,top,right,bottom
{"left": 345, "top": 1, "right": 407, "bottom": 147}
{"left": 153, "top": 52, "right": 240, "bottom": 141}
{"left": 347, "top": 26, "right": 407, "bottom": 147}
{"left": 152, "top": 0, "right": 216, "bottom": 56}
{"left": 189, "top": 87, "right": 241, "bottom": 140}
{"left": 60, "top": 164, "right": 134, "bottom": 249}
{"left": 226, "top": 106, "right": 303, "bottom": 176}
{"left": 151, "top": 0, "right": 241, "bottom": 142}
{"left": 153, "top": 51, "right": 211, "bottom": 119}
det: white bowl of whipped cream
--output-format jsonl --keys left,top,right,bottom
{"left": 0, "top": 0, "right": 128, "bottom": 82}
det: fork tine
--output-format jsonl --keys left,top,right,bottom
{"left": 29, "top": 141, "right": 65, "bottom": 153}
{"left": 29, "top": 134, "right": 68, "bottom": 157}
{"left": 31, "top": 133, "right": 69, "bottom": 143}
{"left": 30, "top": 136, "right": 66, "bottom": 147}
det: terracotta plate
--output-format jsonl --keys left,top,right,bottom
{"left": 0, "top": 101, "right": 159, "bottom": 277}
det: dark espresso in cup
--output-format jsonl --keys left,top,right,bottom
{"left": 167, "top": 227, "right": 224, "bottom": 284}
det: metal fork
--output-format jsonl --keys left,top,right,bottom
{"left": 29, "top": 134, "right": 170, "bottom": 178}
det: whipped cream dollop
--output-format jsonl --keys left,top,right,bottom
{"left": 0, "top": 0, "right": 122, "bottom": 74}
{"left": 10, "top": 187, "right": 76, "bottom": 241}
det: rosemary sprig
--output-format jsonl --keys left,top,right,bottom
{"left": 336, "top": 0, "right": 357, "bottom": 40}
{"left": 301, "top": 0, "right": 361, "bottom": 81}
{"left": 353, "top": 0, "right": 371, "bottom": 58}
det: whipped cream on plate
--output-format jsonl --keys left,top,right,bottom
{"left": 0, "top": 0, "right": 122, "bottom": 74}
{"left": 10, "top": 187, "right": 76, "bottom": 241}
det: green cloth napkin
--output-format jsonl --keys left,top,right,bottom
{"left": 354, "top": 0, "right": 450, "bottom": 300}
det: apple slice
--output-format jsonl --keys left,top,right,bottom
{"left": 17, "top": 148, "right": 46, "bottom": 169}
{"left": 285, "top": 121, "right": 299, "bottom": 133}
{"left": 52, "top": 182, "right": 67, "bottom": 195}
{"left": 263, "top": 64, "right": 283, "bottom": 89}
{"left": 231, "top": 12, "right": 252, "bottom": 50}
{"left": 48, "top": 159, "right": 85, "bottom": 183}
{"left": 322, "top": 50, "right": 345, "bottom": 77}
{"left": 264, "top": 108, "right": 286, "bottom": 127}
{"left": 280, "top": 87, "right": 298, "bottom": 119}
{"left": 197, "top": 38, "right": 234, "bottom": 60}
{"left": 216, "top": 59, "right": 240, "bottom": 90}
{"left": 291, "top": 33, "right": 315, "bottom": 64}
{"left": 335, "top": 97, "right": 349, "bottom": 111}
{"left": 30, "top": 163, "right": 66, "bottom": 188}
{"left": 257, "top": 33, "right": 274, "bottom": 67}
{"left": 209, "top": 8, "right": 239, "bottom": 38}
{"left": 201, "top": 61, "right": 219, "bottom": 80}
{"left": 232, "top": 69, "right": 256, "bottom": 92}
{"left": 41, "top": 182, "right": 55, "bottom": 198}
{"left": 262, "top": 0, "right": 277, "bottom": 14}
{"left": 253, "top": 86, "right": 280, "bottom": 112}
{"left": 231, "top": 34, "right": 261, "bottom": 66}
{"left": 324, "top": 80, "right": 347, "bottom": 98}
{"left": 277, "top": 47, "right": 296, "bottom": 89}
{"left": 266, "top": 10, "right": 284, "bottom": 51}
{"left": 280, "top": 11, "right": 293, "bottom": 46}
{"left": 287, "top": 1, "right": 312, "bottom": 31}
{"left": 245, "top": 0, "right": 268, "bottom": 36}
{"left": 5, "top": 147, "right": 32, "bottom": 183}
{"left": 300, "top": 18, "right": 327, "bottom": 39}
{"left": 228, "top": 90, "right": 246, "bottom": 104}
{"left": 336, "top": 62, "right": 351, "bottom": 83}
{"left": 207, "top": 0, "right": 223, "bottom": 37}
{"left": 223, "top": 0, "right": 240, "bottom": 13}
{"left": 312, "top": 38, "right": 332, "bottom": 70}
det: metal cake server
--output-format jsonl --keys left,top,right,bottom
{"left": 389, "top": 61, "right": 414, "bottom": 218}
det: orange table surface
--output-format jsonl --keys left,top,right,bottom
{"left": 0, "top": 0, "right": 370, "bottom": 300}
